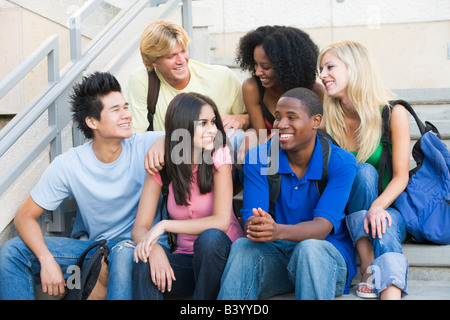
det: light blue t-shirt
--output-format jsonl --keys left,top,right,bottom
{"left": 30, "top": 132, "right": 164, "bottom": 241}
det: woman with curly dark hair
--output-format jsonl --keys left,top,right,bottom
{"left": 236, "top": 25, "right": 324, "bottom": 137}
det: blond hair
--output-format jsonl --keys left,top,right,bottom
{"left": 139, "top": 19, "right": 191, "bottom": 71}
{"left": 319, "top": 40, "right": 396, "bottom": 163}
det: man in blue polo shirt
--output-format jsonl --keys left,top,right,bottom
{"left": 218, "top": 88, "right": 357, "bottom": 300}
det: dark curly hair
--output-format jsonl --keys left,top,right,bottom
{"left": 236, "top": 25, "right": 319, "bottom": 92}
{"left": 70, "top": 72, "right": 122, "bottom": 139}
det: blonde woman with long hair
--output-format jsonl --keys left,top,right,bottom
{"left": 319, "top": 40, "right": 410, "bottom": 300}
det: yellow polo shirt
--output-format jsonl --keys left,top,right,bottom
{"left": 125, "top": 59, "right": 245, "bottom": 132}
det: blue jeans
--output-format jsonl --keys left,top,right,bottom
{"left": 346, "top": 163, "right": 408, "bottom": 296}
{"left": 133, "top": 228, "right": 232, "bottom": 300}
{"left": 227, "top": 128, "right": 245, "bottom": 162}
{"left": 217, "top": 238, "right": 348, "bottom": 300}
{"left": 0, "top": 236, "right": 135, "bottom": 300}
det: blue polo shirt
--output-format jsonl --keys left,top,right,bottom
{"left": 242, "top": 133, "right": 357, "bottom": 293}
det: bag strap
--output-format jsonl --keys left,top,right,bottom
{"left": 254, "top": 76, "right": 275, "bottom": 126}
{"left": 159, "top": 167, "right": 177, "bottom": 251}
{"left": 159, "top": 167, "right": 171, "bottom": 220}
{"left": 267, "top": 130, "right": 333, "bottom": 219}
{"left": 146, "top": 68, "right": 161, "bottom": 132}
{"left": 389, "top": 99, "right": 441, "bottom": 137}
{"left": 74, "top": 239, "right": 108, "bottom": 269}
{"left": 316, "top": 130, "right": 333, "bottom": 197}
{"left": 79, "top": 242, "right": 109, "bottom": 299}
{"left": 377, "top": 105, "right": 393, "bottom": 195}
{"left": 267, "top": 137, "right": 281, "bottom": 219}
{"left": 378, "top": 99, "right": 443, "bottom": 194}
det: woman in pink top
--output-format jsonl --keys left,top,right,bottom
{"left": 132, "top": 92, "right": 244, "bottom": 300}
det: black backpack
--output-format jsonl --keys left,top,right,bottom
{"left": 267, "top": 129, "right": 338, "bottom": 219}
{"left": 63, "top": 239, "right": 109, "bottom": 300}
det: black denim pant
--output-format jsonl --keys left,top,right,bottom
{"left": 133, "top": 228, "right": 232, "bottom": 300}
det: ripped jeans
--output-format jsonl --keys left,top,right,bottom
{"left": 0, "top": 237, "right": 135, "bottom": 299}
{"left": 346, "top": 163, "right": 408, "bottom": 297}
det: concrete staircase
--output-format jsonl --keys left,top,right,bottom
{"left": 233, "top": 95, "right": 450, "bottom": 300}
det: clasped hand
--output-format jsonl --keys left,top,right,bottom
{"left": 246, "top": 208, "right": 278, "bottom": 242}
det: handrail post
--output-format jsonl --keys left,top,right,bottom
{"left": 68, "top": 0, "right": 104, "bottom": 63}
{"left": 47, "top": 38, "right": 60, "bottom": 84}
{"left": 182, "top": 0, "right": 193, "bottom": 38}
{"left": 69, "top": 15, "right": 82, "bottom": 62}
{"left": 47, "top": 39, "right": 61, "bottom": 162}
{"left": 182, "top": 0, "right": 193, "bottom": 56}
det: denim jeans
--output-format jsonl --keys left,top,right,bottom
{"left": 346, "top": 163, "right": 408, "bottom": 296}
{"left": 227, "top": 128, "right": 245, "bottom": 161}
{"left": 133, "top": 228, "right": 232, "bottom": 300}
{"left": 217, "top": 238, "right": 348, "bottom": 300}
{"left": 0, "top": 236, "right": 135, "bottom": 300}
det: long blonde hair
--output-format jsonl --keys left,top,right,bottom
{"left": 319, "top": 40, "right": 396, "bottom": 163}
{"left": 139, "top": 19, "right": 191, "bottom": 71}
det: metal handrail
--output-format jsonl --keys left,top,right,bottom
{"left": 0, "top": 0, "right": 152, "bottom": 197}
{"left": 0, "top": 35, "right": 59, "bottom": 145}
{"left": 68, "top": 0, "right": 105, "bottom": 62}
{"left": 0, "top": 35, "right": 59, "bottom": 100}
{"left": 0, "top": 0, "right": 193, "bottom": 207}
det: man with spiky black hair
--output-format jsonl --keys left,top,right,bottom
{"left": 0, "top": 72, "right": 164, "bottom": 300}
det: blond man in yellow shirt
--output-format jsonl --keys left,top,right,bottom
{"left": 125, "top": 19, "right": 248, "bottom": 134}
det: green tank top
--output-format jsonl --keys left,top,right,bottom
{"left": 350, "top": 139, "right": 392, "bottom": 190}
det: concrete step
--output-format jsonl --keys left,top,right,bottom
{"left": 268, "top": 273, "right": 450, "bottom": 300}
{"left": 266, "top": 280, "right": 450, "bottom": 300}
{"left": 336, "top": 280, "right": 450, "bottom": 300}
{"left": 407, "top": 104, "right": 450, "bottom": 140}
{"left": 274, "top": 244, "right": 450, "bottom": 300}
{"left": 403, "top": 243, "right": 450, "bottom": 267}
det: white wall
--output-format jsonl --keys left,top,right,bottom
{"left": 206, "top": 0, "right": 450, "bottom": 33}
{"left": 201, "top": 0, "right": 450, "bottom": 89}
